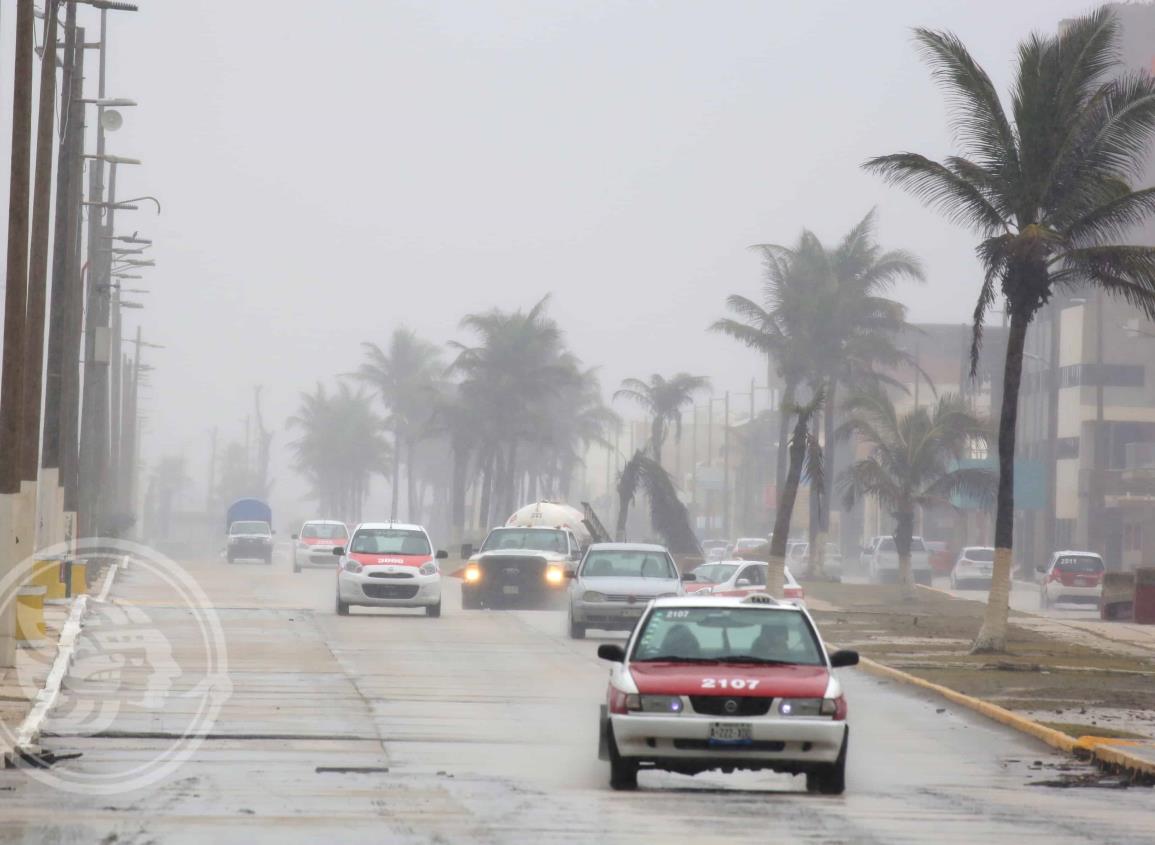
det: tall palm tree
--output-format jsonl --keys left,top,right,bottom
{"left": 839, "top": 388, "right": 994, "bottom": 599}
{"left": 615, "top": 449, "right": 699, "bottom": 554}
{"left": 713, "top": 215, "right": 922, "bottom": 572}
{"left": 451, "top": 296, "right": 579, "bottom": 522}
{"left": 613, "top": 373, "right": 709, "bottom": 465}
{"left": 865, "top": 10, "right": 1155, "bottom": 650}
{"left": 356, "top": 327, "right": 444, "bottom": 522}
{"left": 766, "top": 391, "right": 824, "bottom": 599}
{"left": 287, "top": 382, "right": 390, "bottom": 522}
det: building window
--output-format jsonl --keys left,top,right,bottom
{"left": 1056, "top": 437, "right": 1079, "bottom": 459}
{"left": 1058, "top": 364, "right": 1145, "bottom": 388}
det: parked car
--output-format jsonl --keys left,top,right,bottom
{"left": 795, "top": 542, "right": 843, "bottom": 581}
{"left": 685, "top": 561, "right": 742, "bottom": 593}
{"left": 1038, "top": 551, "right": 1105, "bottom": 608}
{"left": 863, "top": 536, "right": 932, "bottom": 585}
{"left": 731, "top": 537, "right": 767, "bottom": 557}
{"left": 693, "top": 560, "right": 805, "bottom": 606}
{"left": 291, "top": 519, "right": 348, "bottom": 572}
{"left": 949, "top": 546, "right": 995, "bottom": 589}
{"left": 567, "top": 543, "right": 689, "bottom": 639}
{"left": 701, "top": 539, "right": 730, "bottom": 562}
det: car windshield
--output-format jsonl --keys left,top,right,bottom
{"left": 878, "top": 537, "right": 925, "bottom": 553}
{"left": 734, "top": 538, "right": 763, "bottom": 549}
{"left": 302, "top": 523, "right": 346, "bottom": 540}
{"left": 1055, "top": 555, "right": 1104, "bottom": 573}
{"left": 230, "top": 521, "right": 269, "bottom": 535}
{"left": 481, "top": 528, "right": 568, "bottom": 553}
{"left": 964, "top": 548, "right": 995, "bottom": 562}
{"left": 632, "top": 607, "right": 824, "bottom": 666}
{"left": 582, "top": 550, "right": 676, "bottom": 579}
{"left": 690, "top": 564, "right": 738, "bottom": 584}
{"left": 350, "top": 529, "right": 430, "bottom": 556}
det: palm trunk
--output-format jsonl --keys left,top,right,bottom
{"left": 894, "top": 509, "right": 915, "bottom": 601}
{"left": 811, "top": 381, "right": 836, "bottom": 579}
{"left": 390, "top": 428, "right": 402, "bottom": 522}
{"left": 406, "top": 437, "right": 418, "bottom": 523}
{"left": 775, "top": 379, "right": 796, "bottom": 501}
{"left": 973, "top": 310, "right": 1029, "bottom": 653}
{"left": 450, "top": 440, "right": 468, "bottom": 549}
{"left": 478, "top": 449, "right": 494, "bottom": 530}
{"left": 768, "top": 410, "right": 810, "bottom": 599}
{"left": 806, "top": 411, "right": 821, "bottom": 570}
{"left": 615, "top": 492, "right": 629, "bottom": 541}
{"left": 652, "top": 417, "right": 663, "bottom": 465}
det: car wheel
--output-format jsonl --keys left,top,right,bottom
{"left": 292, "top": 558, "right": 301, "bottom": 573}
{"left": 569, "top": 617, "right": 586, "bottom": 640}
{"left": 425, "top": 601, "right": 442, "bottom": 618}
{"left": 607, "top": 727, "right": 638, "bottom": 791}
{"left": 336, "top": 595, "right": 350, "bottom": 616}
{"left": 806, "top": 732, "right": 847, "bottom": 795}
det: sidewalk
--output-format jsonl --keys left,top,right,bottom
{"left": 0, "top": 602, "right": 69, "bottom": 763}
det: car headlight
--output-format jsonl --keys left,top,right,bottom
{"left": 582, "top": 591, "right": 606, "bottom": 602}
{"left": 625, "top": 694, "right": 684, "bottom": 714}
{"left": 778, "top": 698, "right": 836, "bottom": 717}
{"left": 420, "top": 561, "right": 438, "bottom": 576}
{"left": 464, "top": 563, "right": 481, "bottom": 582}
{"left": 343, "top": 559, "right": 363, "bottom": 574}
{"left": 545, "top": 566, "right": 564, "bottom": 585}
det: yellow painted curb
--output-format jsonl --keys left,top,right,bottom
{"left": 855, "top": 654, "right": 1155, "bottom": 779}
{"left": 15, "top": 585, "right": 47, "bottom": 644}
{"left": 29, "top": 558, "right": 66, "bottom": 601}
{"left": 69, "top": 559, "right": 87, "bottom": 596}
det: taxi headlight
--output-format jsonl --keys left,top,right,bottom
{"left": 545, "top": 566, "right": 564, "bottom": 585}
{"left": 625, "top": 694, "right": 683, "bottom": 714}
{"left": 778, "top": 698, "right": 836, "bottom": 717}
{"left": 464, "top": 564, "right": 481, "bottom": 583}
{"left": 420, "top": 561, "right": 438, "bottom": 577}
{"left": 582, "top": 591, "right": 607, "bottom": 602}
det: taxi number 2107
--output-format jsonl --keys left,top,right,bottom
{"left": 701, "top": 678, "right": 760, "bottom": 690}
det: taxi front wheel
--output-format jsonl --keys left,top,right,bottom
{"left": 336, "top": 595, "right": 350, "bottom": 616}
{"left": 607, "top": 727, "right": 638, "bottom": 790}
{"left": 806, "top": 733, "right": 847, "bottom": 795}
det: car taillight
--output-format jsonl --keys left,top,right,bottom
{"left": 784, "top": 586, "right": 804, "bottom": 599}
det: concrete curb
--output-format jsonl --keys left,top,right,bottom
{"left": 5, "top": 555, "right": 125, "bottom": 764}
{"left": 855, "top": 654, "right": 1155, "bottom": 781}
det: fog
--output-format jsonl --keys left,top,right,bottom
{"left": 3, "top": 0, "right": 1098, "bottom": 520}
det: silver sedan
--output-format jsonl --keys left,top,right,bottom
{"left": 567, "top": 543, "right": 690, "bottom": 639}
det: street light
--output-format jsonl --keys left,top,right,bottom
{"left": 79, "top": 97, "right": 137, "bottom": 107}
{"left": 119, "top": 301, "right": 144, "bottom": 309}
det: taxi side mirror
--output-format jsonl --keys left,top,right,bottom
{"left": 332, "top": 546, "right": 345, "bottom": 556}
{"left": 597, "top": 644, "right": 625, "bottom": 663}
{"left": 291, "top": 534, "right": 299, "bottom": 541}
{"left": 435, "top": 550, "right": 449, "bottom": 560}
{"left": 1035, "top": 563, "right": 1047, "bottom": 573}
{"left": 735, "top": 578, "right": 752, "bottom": 588}
{"left": 829, "top": 650, "right": 859, "bottom": 668}
{"left": 680, "top": 572, "right": 697, "bottom": 582}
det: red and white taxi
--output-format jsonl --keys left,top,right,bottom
{"left": 292, "top": 520, "right": 348, "bottom": 572}
{"left": 686, "top": 560, "right": 806, "bottom": 606}
{"left": 334, "top": 523, "right": 448, "bottom": 617}
{"left": 596, "top": 595, "right": 857, "bottom": 793}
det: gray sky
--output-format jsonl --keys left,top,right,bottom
{"left": 0, "top": 0, "right": 1109, "bottom": 517}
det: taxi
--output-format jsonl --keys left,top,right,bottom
{"left": 596, "top": 595, "right": 857, "bottom": 793}
{"left": 334, "top": 522, "right": 448, "bottom": 617}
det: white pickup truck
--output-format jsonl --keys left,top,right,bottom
{"left": 863, "top": 535, "right": 932, "bottom": 585}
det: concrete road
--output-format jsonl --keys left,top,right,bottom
{"left": 0, "top": 554, "right": 1151, "bottom": 844}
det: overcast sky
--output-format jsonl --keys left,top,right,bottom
{"left": 0, "top": 0, "right": 1113, "bottom": 518}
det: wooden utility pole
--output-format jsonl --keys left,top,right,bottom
{"left": 0, "top": 0, "right": 36, "bottom": 665}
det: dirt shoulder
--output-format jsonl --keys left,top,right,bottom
{"left": 806, "top": 582, "right": 1155, "bottom": 740}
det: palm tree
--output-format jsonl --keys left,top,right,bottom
{"left": 615, "top": 450, "right": 699, "bottom": 555}
{"left": 613, "top": 373, "right": 709, "bottom": 464}
{"left": 451, "top": 296, "right": 580, "bottom": 523}
{"left": 713, "top": 215, "right": 922, "bottom": 573}
{"left": 865, "top": 10, "right": 1155, "bottom": 650}
{"left": 839, "top": 388, "right": 994, "bottom": 599}
{"left": 766, "top": 391, "right": 824, "bottom": 599}
{"left": 356, "top": 327, "right": 444, "bottom": 522}
{"left": 287, "top": 382, "right": 390, "bottom": 522}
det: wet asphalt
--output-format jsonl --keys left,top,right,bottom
{"left": 0, "top": 551, "right": 1151, "bottom": 844}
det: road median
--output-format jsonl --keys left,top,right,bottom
{"left": 806, "top": 580, "right": 1155, "bottom": 783}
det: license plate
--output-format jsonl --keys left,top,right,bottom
{"left": 1075, "top": 577, "right": 1094, "bottom": 587}
{"left": 709, "top": 722, "right": 752, "bottom": 744}
{"left": 503, "top": 585, "right": 520, "bottom": 595}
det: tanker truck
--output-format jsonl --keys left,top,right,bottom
{"left": 460, "top": 501, "right": 605, "bottom": 609}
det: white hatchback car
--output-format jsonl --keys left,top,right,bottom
{"left": 1038, "top": 551, "right": 1105, "bottom": 608}
{"left": 335, "top": 523, "right": 447, "bottom": 617}
{"left": 950, "top": 546, "right": 995, "bottom": 589}
{"left": 291, "top": 519, "right": 348, "bottom": 572}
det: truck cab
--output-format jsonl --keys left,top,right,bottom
{"left": 460, "top": 526, "right": 581, "bottom": 609}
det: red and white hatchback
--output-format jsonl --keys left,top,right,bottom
{"left": 596, "top": 595, "right": 857, "bottom": 793}
{"left": 334, "top": 523, "right": 448, "bottom": 617}
{"left": 687, "top": 560, "right": 806, "bottom": 606}
{"left": 292, "top": 520, "right": 348, "bottom": 572}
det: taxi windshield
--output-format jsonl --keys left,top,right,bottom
{"left": 350, "top": 529, "right": 430, "bottom": 556}
{"left": 690, "top": 564, "right": 739, "bottom": 584}
{"left": 632, "top": 607, "right": 824, "bottom": 666}
{"left": 481, "top": 528, "right": 568, "bottom": 553}
{"left": 302, "top": 523, "right": 346, "bottom": 540}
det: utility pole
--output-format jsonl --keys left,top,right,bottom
{"left": 722, "top": 391, "right": 731, "bottom": 539}
{"left": 43, "top": 0, "right": 80, "bottom": 548}
{"left": 1, "top": 0, "right": 36, "bottom": 667}
{"left": 207, "top": 427, "right": 218, "bottom": 511}
{"left": 21, "top": 0, "right": 61, "bottom": 553}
